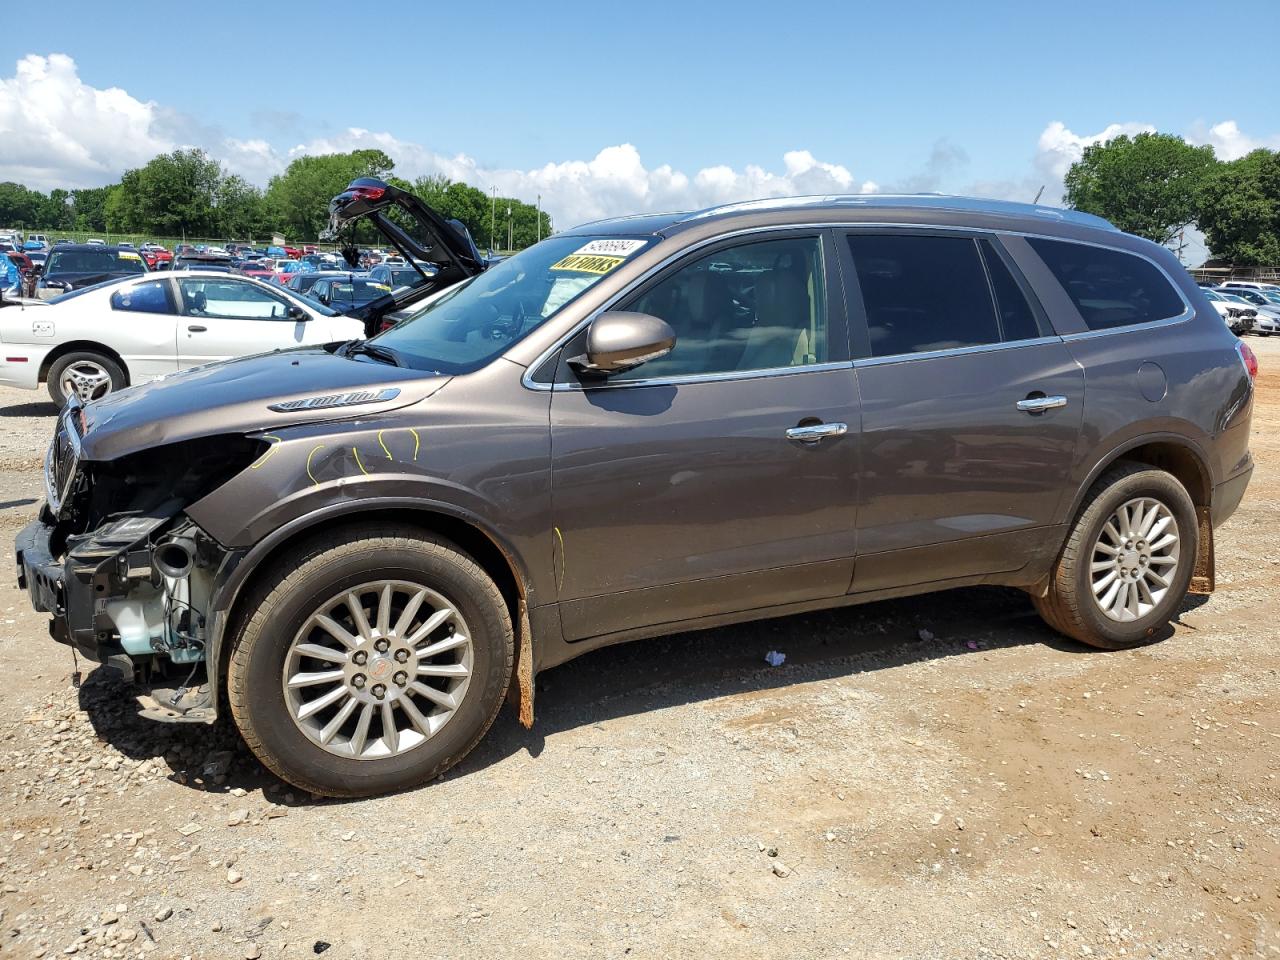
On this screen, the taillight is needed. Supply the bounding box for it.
[1238,340,1258,379]
[378,319,396,332]
[351,185,386,202]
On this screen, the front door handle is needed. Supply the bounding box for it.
[1016,395,1068,413]
[187,324,208,333]
[786,422,848,443]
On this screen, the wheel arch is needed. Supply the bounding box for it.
[1054,433,1215,598]
[1068,434,1212,520]
[38,340,131,385]
[205,499,533,720]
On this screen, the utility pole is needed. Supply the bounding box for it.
[506,205,512,252]
[490,186,497,251]
[536,194,541,243]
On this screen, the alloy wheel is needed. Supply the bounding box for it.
[59,360,113,403]
[282,580,473,759]
[1089,496,1180,623]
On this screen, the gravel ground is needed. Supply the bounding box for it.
[0,342,1278,960]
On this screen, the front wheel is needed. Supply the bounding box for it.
[1034,463,1197,650]
[227,526,514,797]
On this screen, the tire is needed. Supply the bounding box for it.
[46,350,126,405]
[226,525,514,797]
[1033,462,1197,650]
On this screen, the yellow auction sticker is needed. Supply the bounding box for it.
[549,254,625,275]
[118,251,141,260]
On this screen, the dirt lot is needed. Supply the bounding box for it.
[1,342,1277,960]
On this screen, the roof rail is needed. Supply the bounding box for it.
[677,194,1119,230]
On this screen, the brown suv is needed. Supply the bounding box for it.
[16,187,1256,797]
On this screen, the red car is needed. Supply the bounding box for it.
[282,245,303,259]
[238,259,276,280]
[141,244,173,270]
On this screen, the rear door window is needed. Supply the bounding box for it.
[110,280,173,315]
[1027,238,1185,331]
[847,233,1001,357]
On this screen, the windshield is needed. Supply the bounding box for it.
[46,249,148,275]
[373,234,653,374]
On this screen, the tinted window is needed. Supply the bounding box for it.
[848,234,999,357]
[1027,238,1185,331]
[110,280,172,315]
[613,236,827,380]
[980,240,1041,342]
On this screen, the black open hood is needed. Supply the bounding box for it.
[323,178,488,333]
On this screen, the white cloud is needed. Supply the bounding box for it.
[1186,119,1280,161]
[5,54,1280,236]
[1032,120,1157,196]
[0,53,172,190]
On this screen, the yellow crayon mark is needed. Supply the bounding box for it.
[377,430,394,461]
[353,446,371,476]
[250,434,283,470]
[408,428,420,461]
[305,444,327,486]
[553,526,565,593]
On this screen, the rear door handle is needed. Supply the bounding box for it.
[187,324,207,333]
[1016,395,1067,413]
[786,422,848,443]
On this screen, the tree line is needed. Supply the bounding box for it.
[0,148,552,250]
[1064,132,1280,265]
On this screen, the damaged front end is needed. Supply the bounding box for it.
[16,397,267,722]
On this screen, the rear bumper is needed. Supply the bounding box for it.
[1212,464,1252,529]
[0,354,43,390]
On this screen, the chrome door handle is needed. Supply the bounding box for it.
[786,422,848,443]
[1016,395,1068,413]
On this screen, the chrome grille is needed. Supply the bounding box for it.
[44,400,83,516]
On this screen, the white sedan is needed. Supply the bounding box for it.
[0,271,365,404]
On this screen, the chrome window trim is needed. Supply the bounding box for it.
[519,221,1198,390]
[543,360,853,392]
[851,334,1063,368]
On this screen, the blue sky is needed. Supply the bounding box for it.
[1,0,1277,238]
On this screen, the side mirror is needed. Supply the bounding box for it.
[288,305,308,321]
[570,311,676,375]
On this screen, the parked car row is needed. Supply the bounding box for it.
[1196,281,1280,337]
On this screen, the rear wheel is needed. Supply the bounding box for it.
[46,351,125,405]
[1034,463,1197,650]
[227,526,514,797]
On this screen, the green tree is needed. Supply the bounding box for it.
[40,189,74,230]
[215,175,269,240]
[111,149,224,236]
[411,175,550,251]
[1064,132,1217,244]
[265,150,395,241]
[70,186,112,232]
[1196,148,1280,266]
[0,181,46,228]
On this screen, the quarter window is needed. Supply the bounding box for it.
[847,234,1001,357]
[110,280,172,315]
[177,278,293,321]
[612,236,828,380]
[1027,238,1185,331]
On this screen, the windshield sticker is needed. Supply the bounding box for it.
[549,253,625,275]
[117,251,142,260]
[572,239,647,257]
